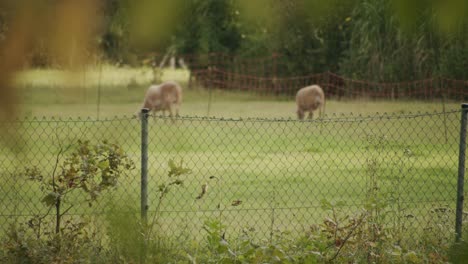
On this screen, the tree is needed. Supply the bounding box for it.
[176,0,241,55]
[24,140,135,234]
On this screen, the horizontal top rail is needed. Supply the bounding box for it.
[1,110,461,124]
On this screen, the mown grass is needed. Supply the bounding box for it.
[1,66,465,262]
[13,65,461,118]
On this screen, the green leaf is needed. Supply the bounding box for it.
[320,199,332,210]
[81,181,90,192]
[368,241,377,248]
[168,159,176,170]
[272,247,285,259]
[404,251,421,263]
[42,192,59,206]
[335,201,346,207]
[98,159,110,170]
[187,254,196,264]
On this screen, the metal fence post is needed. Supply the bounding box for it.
[141,108,149,224]
[456,103,468,242]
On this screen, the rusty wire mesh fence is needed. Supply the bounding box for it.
[193,69,468,100]
[147,52,468,100]
[0,109,466,246]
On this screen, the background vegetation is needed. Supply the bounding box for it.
[0,0,466,81]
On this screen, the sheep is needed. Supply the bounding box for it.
[138,81,182,119]
[295,84,325,120]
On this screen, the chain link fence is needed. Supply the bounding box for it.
[0,109,466,246]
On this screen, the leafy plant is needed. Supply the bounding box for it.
[145,159,192,245]
[149,159,192,225]
[23,139,135,234]
[194,218,304,263]
[0,218,103,263]
[104,203,145,262]
[101,158,199,264]
[449,229,468,263]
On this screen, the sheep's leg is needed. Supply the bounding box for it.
[307,111,313,120]
[168,105,175,123]
[175,104,180,117]
[297,109,304,120]
[160,109,168,123]
[320,102,325,119]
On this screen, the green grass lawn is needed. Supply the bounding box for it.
[1,66,464,245]
[13,66,461,118]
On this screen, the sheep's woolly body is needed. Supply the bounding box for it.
[296,85,325,120]
[141,81,182,118]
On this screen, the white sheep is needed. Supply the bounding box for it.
[139,81,182,119]
[295,84,325,120]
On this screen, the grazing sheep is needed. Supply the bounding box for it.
[296,85,325,120]
[139,81,182,119]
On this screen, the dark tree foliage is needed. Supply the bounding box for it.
[272,0,357,76]
[98,0,126,61]
[177,0,241,55]
[3,0,467,80]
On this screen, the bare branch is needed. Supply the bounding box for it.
[51,127,73,192]
[330,212,368,262]
[60,205,74,217]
